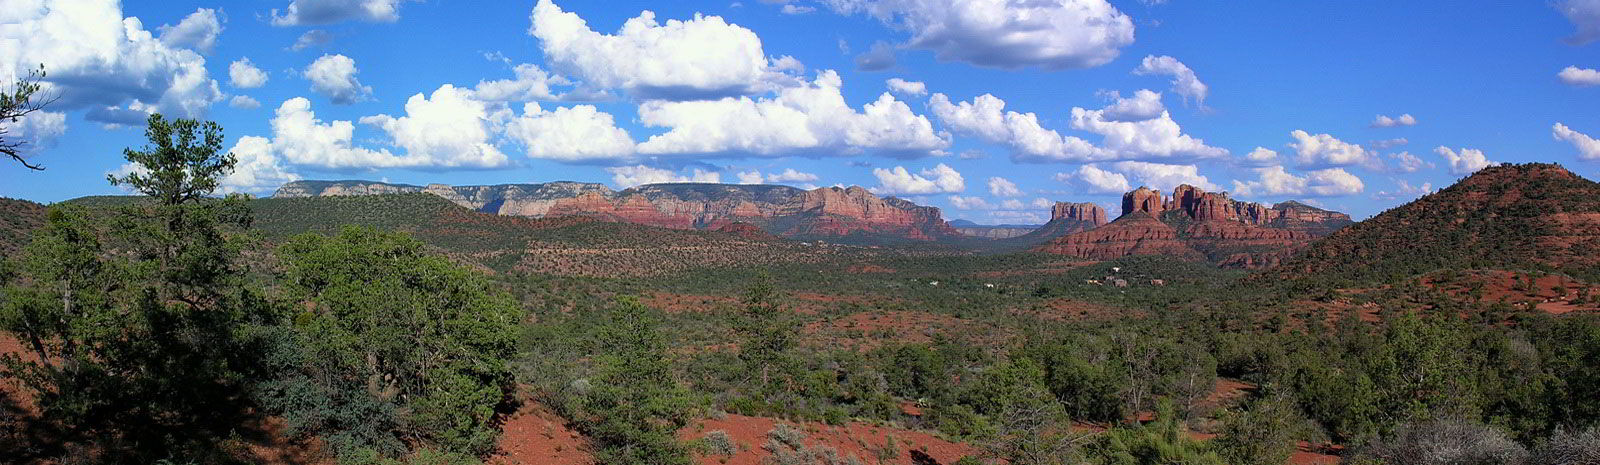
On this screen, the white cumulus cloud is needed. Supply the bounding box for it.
[1559,66,1600,87]
[1098,89,1165,122]
[229,95,261,109]
[931,90,1224,163]
[1289,130,1377,169]
[359,84,510,169]
[304,54,372,105]
[1104,161,1215,191]
[472,63,572,102]
[871,163,964,195]
[1132,56,1207,107]
[1054,164,1129,194]
[1554,123,1600,161]
[229,58,268,89]
[987,176,1022,196]
[6,111,68,159]
[158,8,222,54]
[735,168,820,185]
[635,70,948,157]
[1242,147,1279,167]
[529,0,800,100]
[1387,151,1430,173]
[1434,146,1497,175]
[504,103,638,162]
[1371,113,1418,128]
[1,0,223,124]
[271,0,409,26]
[1068,94,1228,161]
[822,0,1136,70]
[1232,166,1364,197]
[607,165,721,188]
[220,135,300,195]
[265,97,488,169]
[947,195,993,210]
[930,93,1101,162]
[885,78,927,97]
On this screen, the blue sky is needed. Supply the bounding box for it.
[3,0,1599,223]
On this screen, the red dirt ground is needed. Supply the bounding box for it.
[487,402,591,465]
[1422,270,1600,314]
[681,413,979,465]
[1010,297,1131,321]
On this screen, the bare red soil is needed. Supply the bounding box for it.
[488,402,590,465]
[682,413,978,465]
[1422,270,1600,314]
[1010,297,1130,321]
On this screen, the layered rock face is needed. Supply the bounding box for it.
[1035,213,1203,261]
[1007,202,1111,244]
[1053,202,1109,225]
[274,181,960,241]
[273,180,424,197]
[1037,185,1352,268]
[955,227,1035,239]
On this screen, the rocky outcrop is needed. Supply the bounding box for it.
[274,180,960,241]
[273,180,423,197]
[1053,202,1109,225]
[1003,202,1111,244]
[1122,187,1166,216]
[1038,185,1351,268]
[1035,213,1204,261]
[956,227,1036,239]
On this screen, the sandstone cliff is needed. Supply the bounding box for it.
[1035,185,1351,268]
[1003,202,1110,244]
[273,181,960,242]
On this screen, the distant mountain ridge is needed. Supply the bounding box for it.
[274,180,961,242]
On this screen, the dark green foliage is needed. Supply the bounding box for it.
[260,226,521,461]
[739,272,797,390]
[1214,393,1315,465]
[1,114,273,462]
[574,298,695,465]
[1088,401,1224,465]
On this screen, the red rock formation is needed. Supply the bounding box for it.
[1122,187,1166,216]
[276,180,960,241]
[1035,213,1204,261]
[1053,202,1109,226]
[1039,184,1352,268]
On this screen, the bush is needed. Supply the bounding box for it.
[701,430,737,456]
[262,226,521,461]
[1353,419,1527,465]
[1529,428,1600,465]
